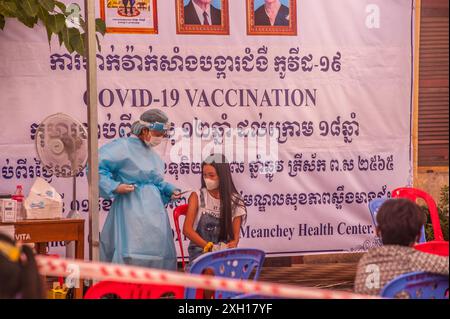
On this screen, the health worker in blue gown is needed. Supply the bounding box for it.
[98,109,180,270]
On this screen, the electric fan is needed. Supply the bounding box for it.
[35,113,88,256]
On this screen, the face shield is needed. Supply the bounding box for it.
[141,120,171,157]
[145,121,170,136]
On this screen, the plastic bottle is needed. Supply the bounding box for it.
[12,185,25,221]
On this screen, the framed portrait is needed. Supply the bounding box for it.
[176,0,230,35]
[100,0,158,34]
[246,0,297,36]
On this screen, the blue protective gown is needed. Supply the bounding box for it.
[98,137,177,270]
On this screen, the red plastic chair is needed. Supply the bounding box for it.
[392,187,448,256]
[173,204,189,269]
[84,281,185,299]
[414,241,449,257]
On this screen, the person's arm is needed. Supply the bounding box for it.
[183,192,209,249]
[227,216,242,248]
[155,180,180,205]
[98,146,123,200]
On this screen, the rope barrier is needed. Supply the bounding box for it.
[36,255,380,299]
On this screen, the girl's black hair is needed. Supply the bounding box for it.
[201,154,247,242]
[0,233,44,299]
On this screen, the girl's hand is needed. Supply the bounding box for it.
[226,240,239,248]
[115,184,135,194]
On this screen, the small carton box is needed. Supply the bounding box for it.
[47,283,69,299]
[0,199,17,223]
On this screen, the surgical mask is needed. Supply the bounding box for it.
[144,135,164,147]
[204,178,219,190]
[148,136,164,147]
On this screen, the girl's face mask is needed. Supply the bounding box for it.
[204,178,219,191]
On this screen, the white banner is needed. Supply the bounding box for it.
[0,0,417,258]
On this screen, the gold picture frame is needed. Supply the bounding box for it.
[100,0,158,34]
[176,0,230,35]
[246,0,297,36]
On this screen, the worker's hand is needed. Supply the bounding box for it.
[115,184,135,194]
[171,190,182,200]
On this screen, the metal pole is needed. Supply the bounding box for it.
[72,175,76,213]
[84,0,100,262]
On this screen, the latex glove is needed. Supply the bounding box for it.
[171,190,182,200]
[115,184,135,194]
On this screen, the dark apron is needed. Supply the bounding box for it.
[187,189,221,263]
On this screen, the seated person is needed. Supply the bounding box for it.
[183,154,246,298]
[0,233,44,299]
[354,198,449,296]
[183,153,247,264]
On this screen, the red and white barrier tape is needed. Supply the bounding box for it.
[36,255,380,299]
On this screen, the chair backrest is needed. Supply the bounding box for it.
[381,271,449,299]
[173,204,189,269]
[368,197,387,226]
[185,248,266,299]
[392,187,443,241]
[414,240,449,257]
[368,196,426,244]
[84,281,185,299]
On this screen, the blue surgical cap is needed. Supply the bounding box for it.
[140,109,168,124]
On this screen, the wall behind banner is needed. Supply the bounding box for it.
[0,0,418,259]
